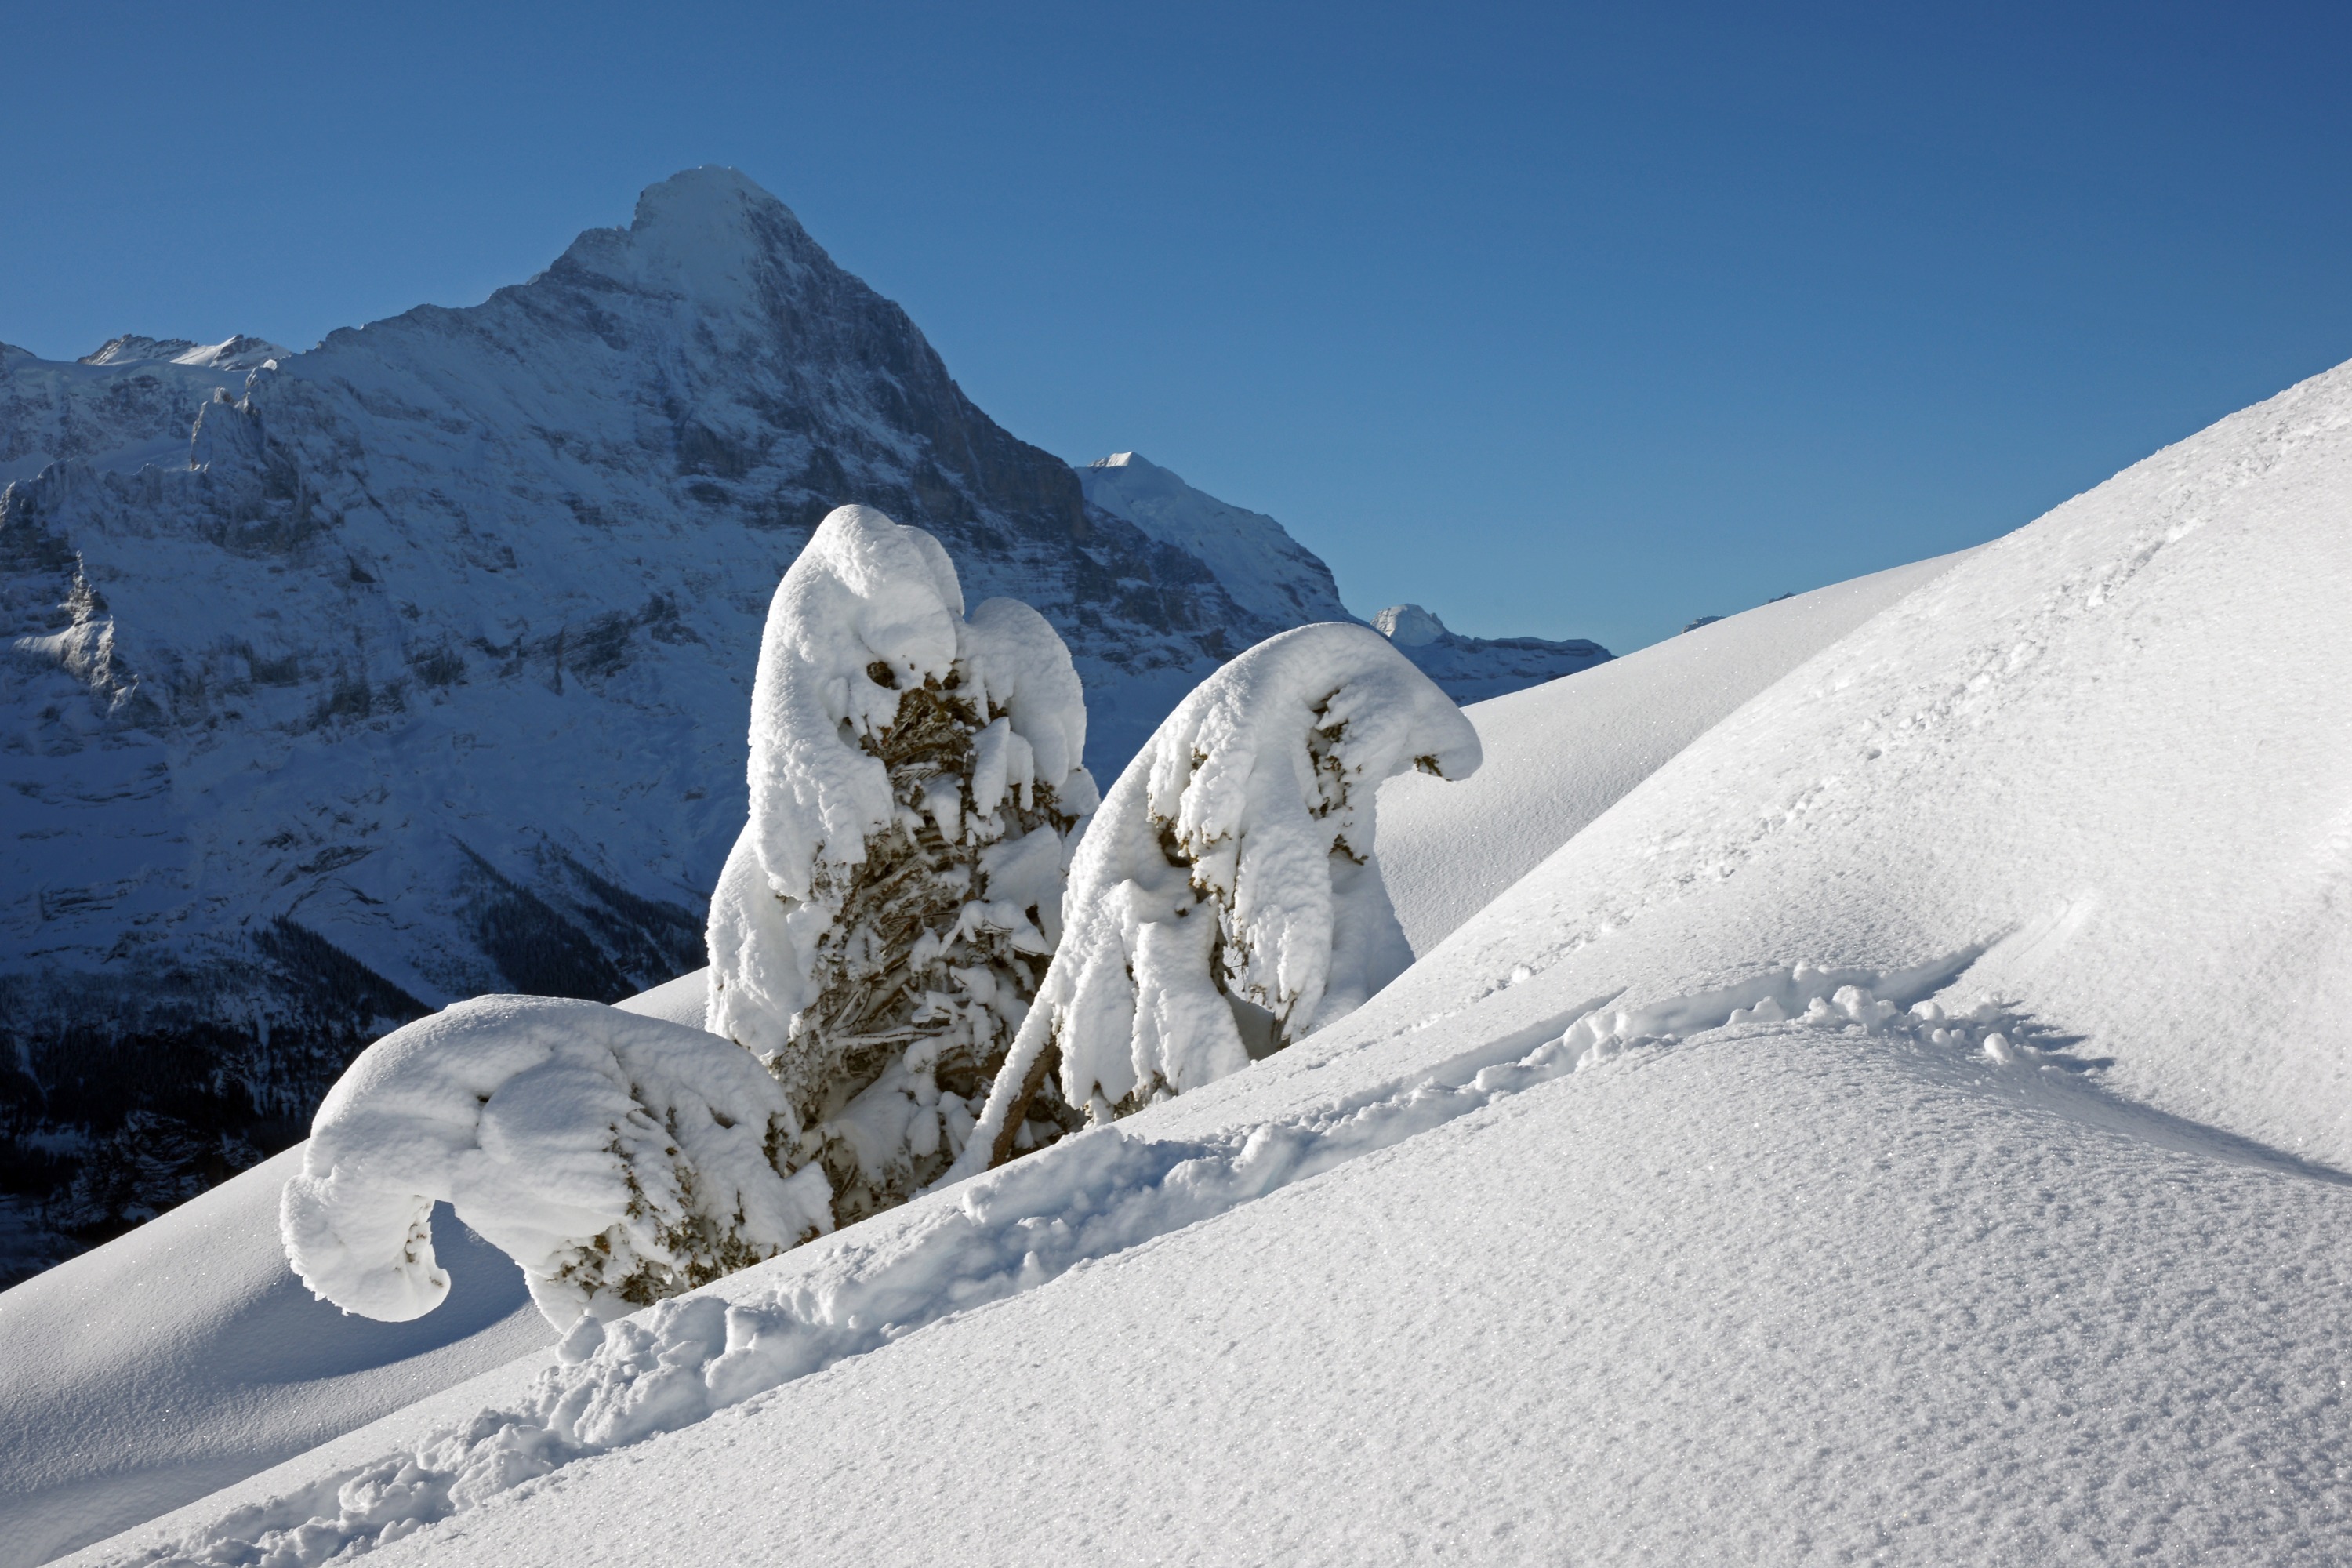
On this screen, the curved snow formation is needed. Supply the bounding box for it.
[0,1149,548,1568]
[960,622,1479,1171]
[281,996,829,1327]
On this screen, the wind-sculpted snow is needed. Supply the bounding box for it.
[100,956,2002,1568]
[956,623,1479,1171]
[0,168,1343,1276]
[281,998,827,1327]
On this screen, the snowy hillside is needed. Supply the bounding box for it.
[24,351,2352,1566]
[0,571,1876,1566]
[0,169,1358,1281]
[1076,452,1352,628]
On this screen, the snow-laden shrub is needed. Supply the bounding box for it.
[954,622,1479,1174]
[705,504,1095,1225]
[281,996,831,1325]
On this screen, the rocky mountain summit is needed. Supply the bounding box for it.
[0,167,1607,1284]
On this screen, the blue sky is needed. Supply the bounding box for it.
[6,1,2349,652]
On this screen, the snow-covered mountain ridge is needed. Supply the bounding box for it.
[0,168,1402,1283]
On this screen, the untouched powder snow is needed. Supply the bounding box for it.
[38,357,2352,1563]
[0,1151,547,1568]
[1377,550,1976,953]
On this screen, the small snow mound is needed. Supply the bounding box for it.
[280,996,828,1328]
[1373,603,1449,647]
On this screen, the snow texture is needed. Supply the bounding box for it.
[1377,551,1975,953]
[281,997,828,1328]
[42,357,2352,1566]
[956,622,1479,1173]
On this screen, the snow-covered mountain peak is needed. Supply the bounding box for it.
[171,335,289,370]
[75,334,288,371]
[1372,602,1447,646]
[0,170,1338,1283]
[557,165,809,310]
[78,335,199,365]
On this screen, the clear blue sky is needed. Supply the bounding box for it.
[6,1,2349,653]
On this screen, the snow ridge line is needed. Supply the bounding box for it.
[108,955,1986,1567]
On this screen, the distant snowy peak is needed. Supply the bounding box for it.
[0,165,1307,1281]
[1076,452,1352,628]
[1075,456,1613,704]
[79,334,290,370]
[0,334,283,485]
[1370,601,1612,704]
[1370,602,1447,647]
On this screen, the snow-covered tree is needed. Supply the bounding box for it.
[705,504,1096,1225]
[281,996,831,1325]
[952,622,1480,1175]
[281,506,1094,1327]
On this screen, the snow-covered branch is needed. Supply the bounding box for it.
[954,622,1479,1174]
[705,504,1095,1225]
[281,996,829,1326]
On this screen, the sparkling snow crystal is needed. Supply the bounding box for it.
[705,504,1096,1225]
[956,622,1479,1172]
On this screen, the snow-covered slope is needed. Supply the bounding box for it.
[0,1148,548,1568]
[0,545,1911,1564]
[1377,550,1975,953]
[0,169,1351,1279]
[53,358,2352,1565]
[1367,600,1611,702]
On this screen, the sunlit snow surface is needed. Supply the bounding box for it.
[27,358,2352,1564]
